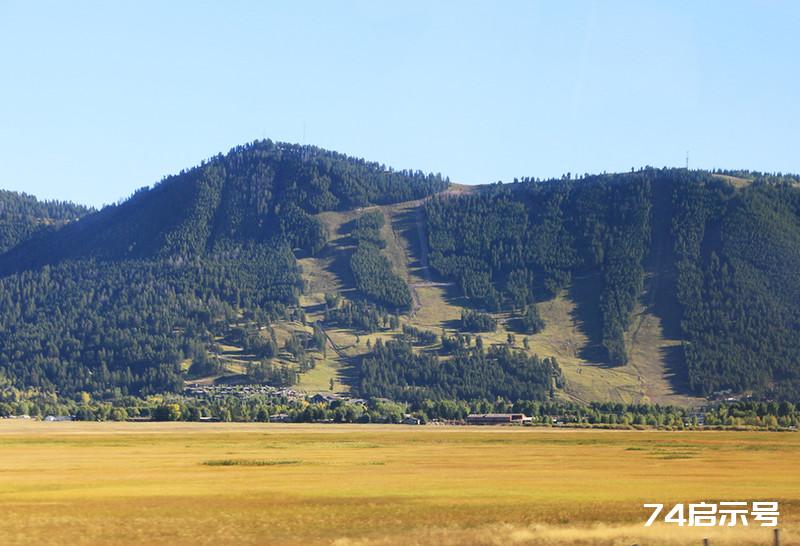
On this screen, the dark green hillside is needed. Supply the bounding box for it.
[1,140,448,272]
[348,211,412,310]
[426,169,800,397]
[0,141,446,396]
[0,190,90,253]
[674,178,800,395]
[0,244,301,396]
[426,171,652,365]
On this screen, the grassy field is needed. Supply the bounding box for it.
[0,422,797,545]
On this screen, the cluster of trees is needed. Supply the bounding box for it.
[240,329,278,359]
[245,361,299,387]
[441,332,481,353]
[702,400,799,429]
[400,324,438,345]
[0,243,301,396]
[348,211,412,309]
[187,349,225,378]
[521,305,545,334]
[350,210,386,246]
[358,339,562,403]
[325,299,399,333]
[0,190,89,253]
[459,309,497,332]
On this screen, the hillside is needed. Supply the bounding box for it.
[1,142,799,406]
[0,141,448,396]
[0,140,448,273]
[421,169,800,401]
[0,190,90,253]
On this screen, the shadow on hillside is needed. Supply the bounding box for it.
[337,354,362,396]
[659,344,691,392]
[315,233,357,293]
[440,318,462,332]
[648,265,684,341]
[646,269,691,393]
[392,206,426,276]
[646,175,689,392]
[505,316,527,335]
[392,204,482,317]
[568,274,609,365]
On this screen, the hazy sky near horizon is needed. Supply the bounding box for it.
[2,1,798,207]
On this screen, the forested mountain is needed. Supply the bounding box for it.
[1,140,448,272]
[0,141,446,396]
[425,169,800,397]
[0,190,90,253]
[1,141,799,403]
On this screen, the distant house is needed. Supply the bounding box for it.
[44,415,74,422]
[401,414,421,425]
[310,392,341,404]
[269,413,290,423]
[467,413,532,425]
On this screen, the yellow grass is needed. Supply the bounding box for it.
[295,354,346,393]
[712,174,753,189]
[0,422,797,545]
[529,295,640,404]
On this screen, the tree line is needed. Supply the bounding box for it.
[348,210,412,309]
[358,339,562,403]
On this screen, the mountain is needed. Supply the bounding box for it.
[1,140,448,273]
[423,169,800,399]
[1,141,799,404]
[0,190,90,254]
[0,141,448,397]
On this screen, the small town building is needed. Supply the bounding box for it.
[310,392,341,404]
[44,415,74,422]
[466,413,532,425]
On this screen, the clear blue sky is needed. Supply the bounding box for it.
[2,1,798,206]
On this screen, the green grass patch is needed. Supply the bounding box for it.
[202,459,302,467]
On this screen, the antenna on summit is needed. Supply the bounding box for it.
[685,150,689,170]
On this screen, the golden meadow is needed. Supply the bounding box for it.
[0,422,797,545]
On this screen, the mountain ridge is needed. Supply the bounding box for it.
[1,141,799,404]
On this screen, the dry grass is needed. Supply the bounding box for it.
[712,174,754,189]
[528,294,639,404]
[296,353,347,393]
[0,422,797,545]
